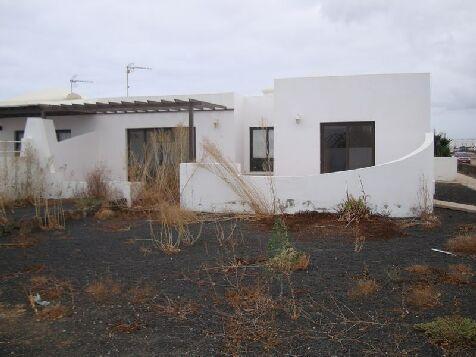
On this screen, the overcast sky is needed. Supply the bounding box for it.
[0,0,475,138]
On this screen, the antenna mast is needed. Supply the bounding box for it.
[69,75,93,94]
[126,63,152,97]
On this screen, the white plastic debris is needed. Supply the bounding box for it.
[33,293,50,306]
[431,248,456,256]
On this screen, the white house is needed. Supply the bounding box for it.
[0,73,434,217]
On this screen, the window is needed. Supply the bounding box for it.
[127,127,195,180]
[56,130,71,142]
[14,129,71,152]
[321,122,375,173]
[250,127,274,172]
[14,130,24,152]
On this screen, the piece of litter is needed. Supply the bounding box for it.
[431,248,455,256]
[33,293,50,306]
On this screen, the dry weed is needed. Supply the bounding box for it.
[85,278,121,302]
[348,278,379,299]
[446,235,476,255]
[34,198,65,231]
[85,165,111,200]
[406,284,441,309]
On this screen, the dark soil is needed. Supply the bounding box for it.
[435,182,476,206]
[0,208,475,355]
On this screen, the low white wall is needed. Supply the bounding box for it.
[434,157,457,182]
[181,133,434,218]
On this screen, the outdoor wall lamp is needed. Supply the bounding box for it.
[295,114,302,124]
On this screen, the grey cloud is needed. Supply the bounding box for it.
[0,0,475,137]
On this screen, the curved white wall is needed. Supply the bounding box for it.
[181,133,434,218]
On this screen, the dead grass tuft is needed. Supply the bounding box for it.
[85,278,121,302]
[37,304,71,320]
[111,320,142,334]
[446,264,474,284]
[446,234,476,255]
[406,284,441,309]
[154,297,199,320]
[95,207,115,221]
[29,275,72,301]
[348,278,379,299]
[406,264,433,276]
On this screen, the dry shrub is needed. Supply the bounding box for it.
[128,284,156,304]
[95,207,115,220]
[201,140,271,215]
[337,187,371,226]
[111,320,142,334]
[154,297,199,320]
[447,264,474,284]
[0,144,46,206]
[446,235,476,255]
[85,278,121,302]
[37,304,70,320]
[85,166,110,200]
[348,278,379,299]
[266,247,310,273]
[406,284,441,309]
[224,284,278,354]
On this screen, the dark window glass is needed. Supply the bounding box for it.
[321,122,375,173]
[127,127,195,180]
[56,130,72,142]
[250,127,274,172]
[14,130,24,152]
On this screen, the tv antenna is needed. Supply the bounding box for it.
[69,75,93,94]
[126,63,152,97]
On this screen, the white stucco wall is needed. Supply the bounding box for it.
[434,156,457,182]
[181,133,434,218]
[273,73,431,176]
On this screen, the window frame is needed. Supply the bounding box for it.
[320,121,375,174]
[249,127,274,172]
